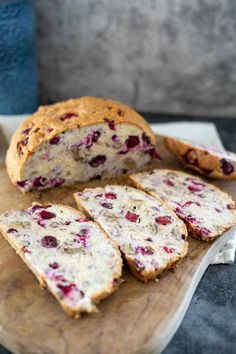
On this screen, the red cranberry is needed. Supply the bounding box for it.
[49,262,59,269]
[148,148,162,160]
[33,176,47,187]
[136,246,154,255]
[163,246,173,254]
[227,204,234,210]
[60,113,78,121]
[88,155,106,167]
[105,192,117,199]
[39,210,56,219]
[7,228,18,233]
[164,178,174,187]
[133,258,145,272]
[112,134,119,141]
[220,159,234,175]
[47,127,54,133]
[30,204,51,213]
[50,177,65,187]
[125,135,140,148]
[37,220,46,228]
[57,283,76,296]
[188,185,203,193]
[101,202,113,209]
[182,201,201,207]
[63,221,71,225]
[145,237,153,242]
[21,127,31,135]
[21,137,29,146]
[75,217,89,222]
[16,180,27,188]
[104,118,116,130]
[41,236,58,248]
[125,211,139,222]
[49,136,60,145]
[91,130,101,143]
[155,216,172,225]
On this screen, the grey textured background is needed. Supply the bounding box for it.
[35,0,236,116]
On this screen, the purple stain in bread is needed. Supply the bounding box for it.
[22,246,31,254]
[112,134,119,142]
[163,246,174,254]
[104,118,116,131]
[88,155,106,167]
[148,148,162,160]
[220,159,234,175]
[21,127,31,135]
[50,177,65,187]
[39,210,56,220]
[145,237,153,242]
[47,127,54,133]
[135,246,154,256]
[60,113,78,121]
[125,135,140,149]
[57,283,76,296]
[49,262,59,269]
[7,228,18,233]
[105,192,117,199]
[181,234,186,240]
[33,176,47,188]
[195,226,211,236]
[163,178,174,187]
[155,216,172,225]
[37,220,46,228]
[75,217,90,222]
[30,204,51,213]
[41,236,58,248]
[49,136,60,145]
[100,202,113,209]
[16,180,28,188]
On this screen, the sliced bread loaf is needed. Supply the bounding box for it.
[7,97,160,192]
[74,185,188,282]
[0,203,122,317]
[130,169,236,241]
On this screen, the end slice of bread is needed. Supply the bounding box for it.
[130,169,236,241]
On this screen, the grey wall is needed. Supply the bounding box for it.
[36,0,236,116]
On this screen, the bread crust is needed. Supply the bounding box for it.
[164,136,236,180]
[129,168,236,241]
[6,97,156,184]
[0,202,122,318]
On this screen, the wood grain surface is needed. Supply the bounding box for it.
[0,137,235,354]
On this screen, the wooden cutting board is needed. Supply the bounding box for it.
[0,137,235,354]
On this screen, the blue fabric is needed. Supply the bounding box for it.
[0,0,38,114]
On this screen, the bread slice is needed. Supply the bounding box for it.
[130,169,236,241]
[6,96,160,192]
[74,185,188,282]
[164,135,236,180]
[0,203,122,318]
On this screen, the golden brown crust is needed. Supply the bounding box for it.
[129,168,236,242]
[74,189,188,282]
[6,97,156,184]
[164,136,236,180]
[0,202,123,318]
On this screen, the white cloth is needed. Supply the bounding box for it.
[0,116,235,264]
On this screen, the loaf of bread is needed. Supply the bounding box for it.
[7,97,160,192]
[164,136,236,179]
[130,169,236,241]
[0,203,122,317]
[74,185,188,282]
